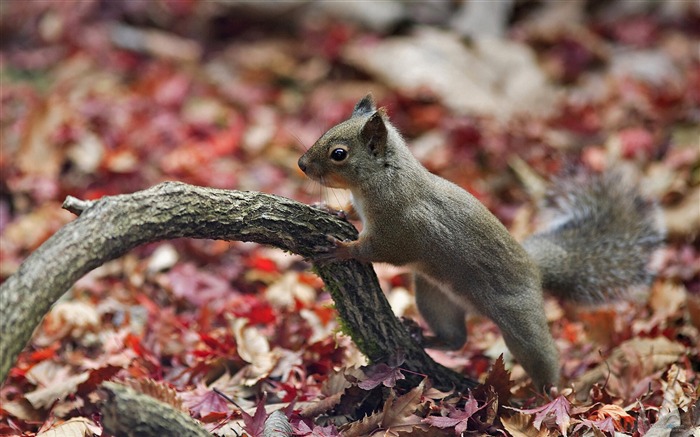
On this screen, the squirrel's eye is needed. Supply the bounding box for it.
[330,148,348,162]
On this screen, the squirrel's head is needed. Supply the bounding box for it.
[298,94,389,189]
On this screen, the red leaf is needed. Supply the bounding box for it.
[619,127,655,159]
[29,344,59,362]
[248,254,278,273]
[76,365,122,394]
[241,396,268,437]
[423,392,485,434]
[573,416,616,434]
[233,300,276,325]
[358,362,405,390]
[180,384,231,418]
[124,333,146,358]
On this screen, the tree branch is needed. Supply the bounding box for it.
[0,182,475,392]
[100,382,211,437]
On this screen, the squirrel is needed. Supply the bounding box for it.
[297,94,665,390]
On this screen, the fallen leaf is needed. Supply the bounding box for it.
[343,28,554,119]
[501,412,548,437]
[1,398,43,422]
[229,316,278,386]
[424,391,485,434]
[180,383,231,418]
[240,396,268,437]
[265,271,316,309]
[124,378,186,412]
[359,362,406,390]
[513,395,572,436]
[35,300,100,346]
[36,417,101,437]
[574,337,686,394]
[590,404,634,430]
[341,382,427,437]
[25,371,90,409]
[382,380,426,430]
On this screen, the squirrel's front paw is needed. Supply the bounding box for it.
[312,235,353,263]
[311,202,349,220]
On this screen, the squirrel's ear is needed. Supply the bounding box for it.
[360,111,387,156]
[352,94,376,117]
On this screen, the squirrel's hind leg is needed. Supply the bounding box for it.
[414,274,467,350]
[489,291,560,391]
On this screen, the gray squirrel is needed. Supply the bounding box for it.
[298,94,665,390]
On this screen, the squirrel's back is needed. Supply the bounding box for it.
[522,170,665,303]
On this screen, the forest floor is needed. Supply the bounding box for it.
[1,1,699,436]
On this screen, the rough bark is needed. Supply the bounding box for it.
[0,182,476,394]
[100,382,212,437]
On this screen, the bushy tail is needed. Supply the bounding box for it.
[522,170,665,304]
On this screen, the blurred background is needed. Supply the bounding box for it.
[1,1,699,434]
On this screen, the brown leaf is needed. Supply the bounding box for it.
[574,337,686,394]
[591,404,634,430]
[664,186,700,239]
[648,281,687,318]
[343,28,555,119]
[1,398,43,422]
[339,411,384,437]
[687,292,700,331]
[25,371,90,409]
[501,412,549,437]
[381,380,426,429]
[36,417,101,437]
[661,364,695,411]
[298,392,343,419]
[124,378,186,412]
[341,381,427,437]
[228,316,279,386]
[481,355,513,406]
[34,300,100,346]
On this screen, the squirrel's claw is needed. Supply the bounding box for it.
[311,235,353,263]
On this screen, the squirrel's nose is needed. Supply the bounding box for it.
[298,156,307,173]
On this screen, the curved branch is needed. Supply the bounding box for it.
[0,182,475,391]
[100,382,211,437]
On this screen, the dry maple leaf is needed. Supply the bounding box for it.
[574,336,686,395]
[423,391,486,435]
[228,316,279,386]
[262,409,293,436]
[239,396,268,437]
[124,377,186,412]
[25,371,90,409]
[358,353,406,390]
[661,364,695,411]
[35,417,102,437]
[476,354,513,406]
[381,379,426,429]
[501,412,550,437]
[590,404,634,430]
[513,395,572,436]
[180,383,231,418]
[34,300,100,346]
[572,416,616,435]
[342,380,427,437]
[293,421,340,437]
